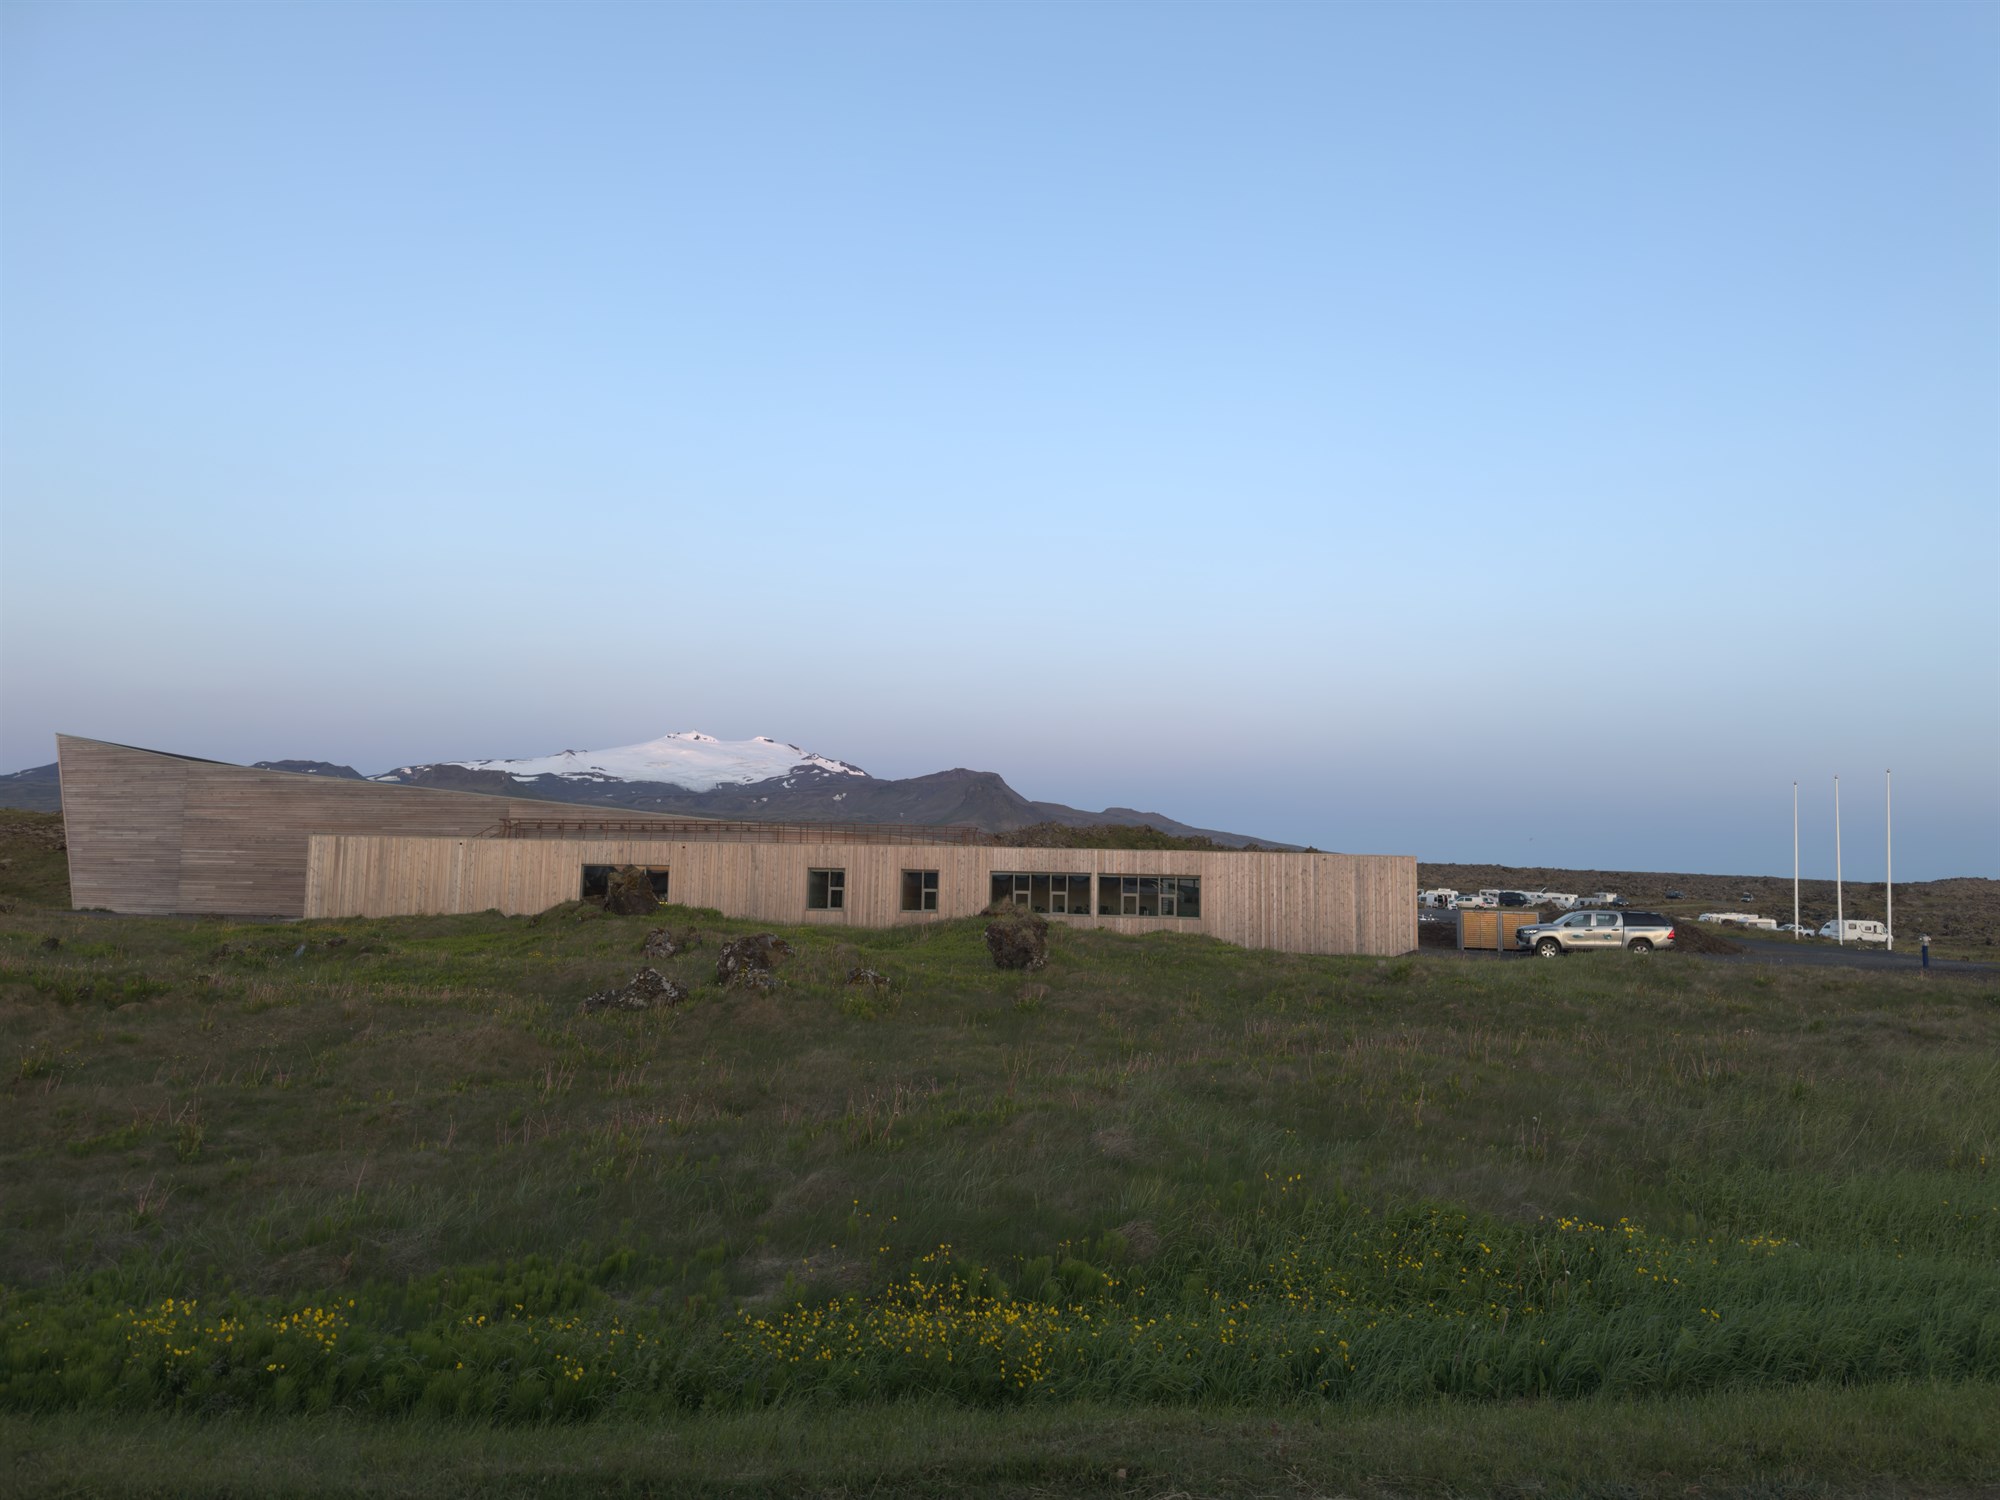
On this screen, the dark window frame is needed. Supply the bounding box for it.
[582,864,669,901]
[807,868,846,911]
[1098,875,1201,919]
[989,871,1092,915]
[901,869,940,913]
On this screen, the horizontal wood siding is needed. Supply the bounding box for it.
[306,838,1418,956]
[59,737,190,914]
[57,736,693,917]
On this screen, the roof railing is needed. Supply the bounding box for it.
[479,816,988,846]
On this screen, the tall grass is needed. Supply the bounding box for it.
[1,899,1995,1439]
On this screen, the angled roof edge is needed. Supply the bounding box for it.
[51,734,699,820]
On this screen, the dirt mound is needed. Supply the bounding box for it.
[1670,921,1747,956]
[985,909,1049,971]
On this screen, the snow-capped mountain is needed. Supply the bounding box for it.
[3,728,1289,847]
[377,732,869,794]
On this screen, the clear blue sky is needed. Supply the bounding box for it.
[2,0,1995,878]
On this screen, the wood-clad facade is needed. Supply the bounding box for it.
[304,836,1416,956]
[56,735,684,917]
[58,735,1417,955]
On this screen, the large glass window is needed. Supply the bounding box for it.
[807,868,845,910]
[901,870,939,912]
[1099,876,1200,918]
[990,872,1091,915]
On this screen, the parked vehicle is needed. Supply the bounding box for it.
[1579,892,1622,907]
[1419,888,1459,908]
[1818,919,1890,943]
[1664,890,1684,900]
[1496,890,1534,908]
[1516,910,1676,956]
[1453,892,1497,909]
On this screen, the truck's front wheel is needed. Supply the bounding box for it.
[1535,938,1563,958]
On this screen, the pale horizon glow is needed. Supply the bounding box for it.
[2,1,1995,880]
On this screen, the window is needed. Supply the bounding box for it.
[901,870,939,912]
[990,872,1091,915]
[1099,876,1200,918]
[807,868,845,910]
[582,865,669,900]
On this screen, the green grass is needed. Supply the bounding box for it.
[0,811,69,910]
[8,1383,2000,1497]
[2,895,1996,1493]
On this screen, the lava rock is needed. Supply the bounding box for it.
[985,910,1049,971]
[846,966,889,990]
[603,866,661,916]
[717,933,794,989]
[642,925,701,960]
[582,967,687,1012]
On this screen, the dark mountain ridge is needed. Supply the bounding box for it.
[371,761,1287,847]
[0,756,1289,849]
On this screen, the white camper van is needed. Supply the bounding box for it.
[1419,888,1459,909]
[1817,919,1889,944]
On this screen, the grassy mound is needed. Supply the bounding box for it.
[1,900,1996,1491]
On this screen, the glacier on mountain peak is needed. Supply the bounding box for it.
[442,731,868,793]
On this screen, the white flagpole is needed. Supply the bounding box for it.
[1835,775,1844,945]
[1793,781,1800,939]
[1886,769,1893,952]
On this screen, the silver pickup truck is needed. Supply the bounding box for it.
[1516,910,1676,957]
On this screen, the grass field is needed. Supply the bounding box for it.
[3,814,1997,1496]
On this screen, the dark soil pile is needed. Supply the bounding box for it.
[1670,921,1747,956]
[985,910,1049,970]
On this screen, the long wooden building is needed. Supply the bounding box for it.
[56,735,1417,956]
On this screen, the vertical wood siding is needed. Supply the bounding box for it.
[304,837,1418,956]
[58,735,1418,954]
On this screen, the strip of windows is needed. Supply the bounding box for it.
[807,868,846,911]
[990,872,1092,915]
[1099,876,1200,918]
[581,865,669,900]
[901,870,939,912]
